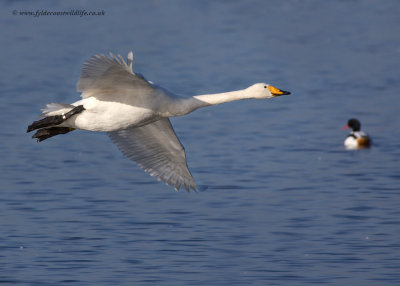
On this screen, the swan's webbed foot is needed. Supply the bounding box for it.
[32,127,75,142]
[27,115,65,133]
[27,105,85,133]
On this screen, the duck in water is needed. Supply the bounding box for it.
[343,118,371,150]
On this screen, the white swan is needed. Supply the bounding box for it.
[27,51,291,191]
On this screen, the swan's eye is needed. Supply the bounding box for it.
[264,85,267,88]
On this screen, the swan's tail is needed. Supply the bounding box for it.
[41,103,76,117]
[27,103,85,142]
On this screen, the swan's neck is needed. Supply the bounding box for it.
[166,88,255,117]
[193,89,252,106]
[181,89,252,114]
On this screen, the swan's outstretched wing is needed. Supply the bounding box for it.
[77,52,155,102]
[108,118,196,191]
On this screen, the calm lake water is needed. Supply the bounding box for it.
[1,0,400,285]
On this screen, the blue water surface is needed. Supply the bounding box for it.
[1,0,400,285]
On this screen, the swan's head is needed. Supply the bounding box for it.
[247,83,291,99]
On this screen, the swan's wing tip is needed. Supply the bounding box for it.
[173,179,196,192]
[127,51,133,70]
[128,51,133,61]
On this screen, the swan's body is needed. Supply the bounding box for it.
[27,51,291,191]
[343,118,371,150]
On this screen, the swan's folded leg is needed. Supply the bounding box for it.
[27,105,85,132]
[32,127,75,142]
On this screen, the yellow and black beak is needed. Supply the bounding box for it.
[268,85,291,97]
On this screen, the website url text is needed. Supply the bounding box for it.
[12,9,105,17]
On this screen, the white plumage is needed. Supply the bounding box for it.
[28,51,290,191]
